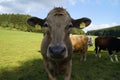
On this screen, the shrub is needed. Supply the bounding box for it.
[70,28,85,34]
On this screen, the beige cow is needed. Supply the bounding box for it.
[70,34,88,61]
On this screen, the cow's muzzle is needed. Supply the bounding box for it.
[47,45,67,59]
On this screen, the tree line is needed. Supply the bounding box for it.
[86,25,120,37]
[0,14,84,34]
[0,14,42,32]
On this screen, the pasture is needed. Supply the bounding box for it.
[0,28,120,80]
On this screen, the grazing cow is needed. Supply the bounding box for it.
[95,36,120,62]
[70,34,88,61]
[27,7,91,80]
[87,37,93,46]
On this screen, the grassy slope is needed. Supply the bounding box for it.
[0,28,120,80]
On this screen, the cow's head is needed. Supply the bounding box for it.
[27,7,91,60]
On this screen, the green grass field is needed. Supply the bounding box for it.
[0,28,120,80]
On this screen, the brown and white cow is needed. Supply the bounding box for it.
[70,34,88,61]
[27,7,91,80]
[95,36,120,62]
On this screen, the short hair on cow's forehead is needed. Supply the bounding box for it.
[47,7,71,17]
[53,7,66,10]
[50,7,66,13]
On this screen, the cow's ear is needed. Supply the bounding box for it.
[27,17,45,27]
[72,17,91,29]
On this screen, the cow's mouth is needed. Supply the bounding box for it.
[50,53,65,59]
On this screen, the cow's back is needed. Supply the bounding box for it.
[70,34,88,51]
[95,36,120,50]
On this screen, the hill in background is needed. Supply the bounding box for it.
[86,25,120,37]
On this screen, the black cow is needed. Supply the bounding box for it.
[95,36,120,62]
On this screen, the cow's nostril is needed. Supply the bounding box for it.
[49,46,66,54]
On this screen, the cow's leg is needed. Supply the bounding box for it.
[80,52,84,61]
[95,46,100,57]
[80,51,86,61]
[98,48,101,58]
[114,51,119,62]
[44,61,56,80]
[48,72,56,80]
[114,55,119,62]
[47,70,56,80]
[82,51,87,61]
[64,60,72,80]
[83,53,87,61]
[108,50,114,62]
[95,46,98,57]
[110,55,114,62]
[83,46,88,61]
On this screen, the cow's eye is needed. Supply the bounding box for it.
[65,23,73,30]
[43,22,48,27]
[68,23,73,28]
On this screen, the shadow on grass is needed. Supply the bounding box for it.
[0,51,120,80]
[0,58,48,80]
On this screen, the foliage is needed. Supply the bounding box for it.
[0,28,120,80]
[0,14,42,33]
[87,25,120,37]
[70,28,85,34]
